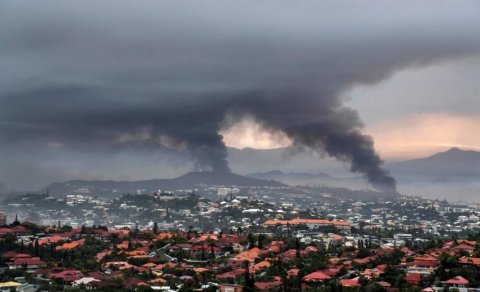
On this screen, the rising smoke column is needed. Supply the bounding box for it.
[159,104,231,173]
[227,89,397,192]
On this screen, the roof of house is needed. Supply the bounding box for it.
[191,244,222,252]
[104,261,135,270]
[108,229,130,237]
[232,247,262,262]
[303,271,331,282]
[197,234,218,241]
[1,251,31,259]
[413,255,438,262]
[379,281,391,287]
[124,277,148,287]
[452,244,475,251]
[408,260,439,267]
[320,268,340,276]
[125,249,148,256]
[149,278,167,284]
[445,276,469,285]
[49,270,84,282]
[10,226,27,232]
[405,273,422,283]
[459,257,480,266]
[96,250,111,262]
[354,257,374,264]
[445,240,476,247]
[249,260,271,273]
[340,277,359,287]
[142,262,156,268]
[92,229,110,237]
[287,268,300,278]
[361,268,384,277]
[10,257,46,266]
[255,281,282,290]
[194,267,209,273]
[0,228,14,234]
[38,235,67,245]
[216,268,244,279]
[156,232,174,240]
[56,239,85,251]
[88,271,111,281]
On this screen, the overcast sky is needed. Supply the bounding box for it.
[1,1,480,190]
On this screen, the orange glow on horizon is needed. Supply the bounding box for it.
[222,112,480,160]
[363,112,480,159]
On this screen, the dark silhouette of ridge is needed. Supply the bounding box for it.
[42,171,284,197]
[389,147,480,177]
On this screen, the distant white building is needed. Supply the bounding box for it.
[217,187,232,197]
[394,233,413,242]
[73,277,100,287]
[217,187,240,198]
[242,209,262,214]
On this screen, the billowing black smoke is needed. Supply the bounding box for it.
[225,90,397,192]
[1,1,480,191]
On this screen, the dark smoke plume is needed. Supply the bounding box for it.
[1,1,480,191]
[226,90,397,192]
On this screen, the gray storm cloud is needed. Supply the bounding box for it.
[1,1,480,191]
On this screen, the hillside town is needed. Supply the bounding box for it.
[2,189,480,291]
[1,185,480,241]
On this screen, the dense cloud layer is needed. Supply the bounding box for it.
[1,1,480,191]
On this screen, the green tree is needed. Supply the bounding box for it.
[244,261,255,292]
[247,233,255,248]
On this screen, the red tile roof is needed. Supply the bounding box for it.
[408,260,439,267]
[459,257,480,266]
[216,268,244,279]
[287,268,300,278]
[50,270,84,282]
[10,226,27,233]
[340,277,359,287]
[405,273,422,284]
[10,256,46,267]
[446,276,469,285]
[1,251,31,259]
[452,244,475,251]
[303,271,331,282]
[255,281,282,290]
[0,228,14,234]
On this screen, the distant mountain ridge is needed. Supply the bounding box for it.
[245,148,480,197]
[249,170,334,184]
[250,170,333,179]
[388,147,480,178]
[12,147,480,201]
[44,171,284,197]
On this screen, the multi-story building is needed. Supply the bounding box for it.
[0,212,6,225]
